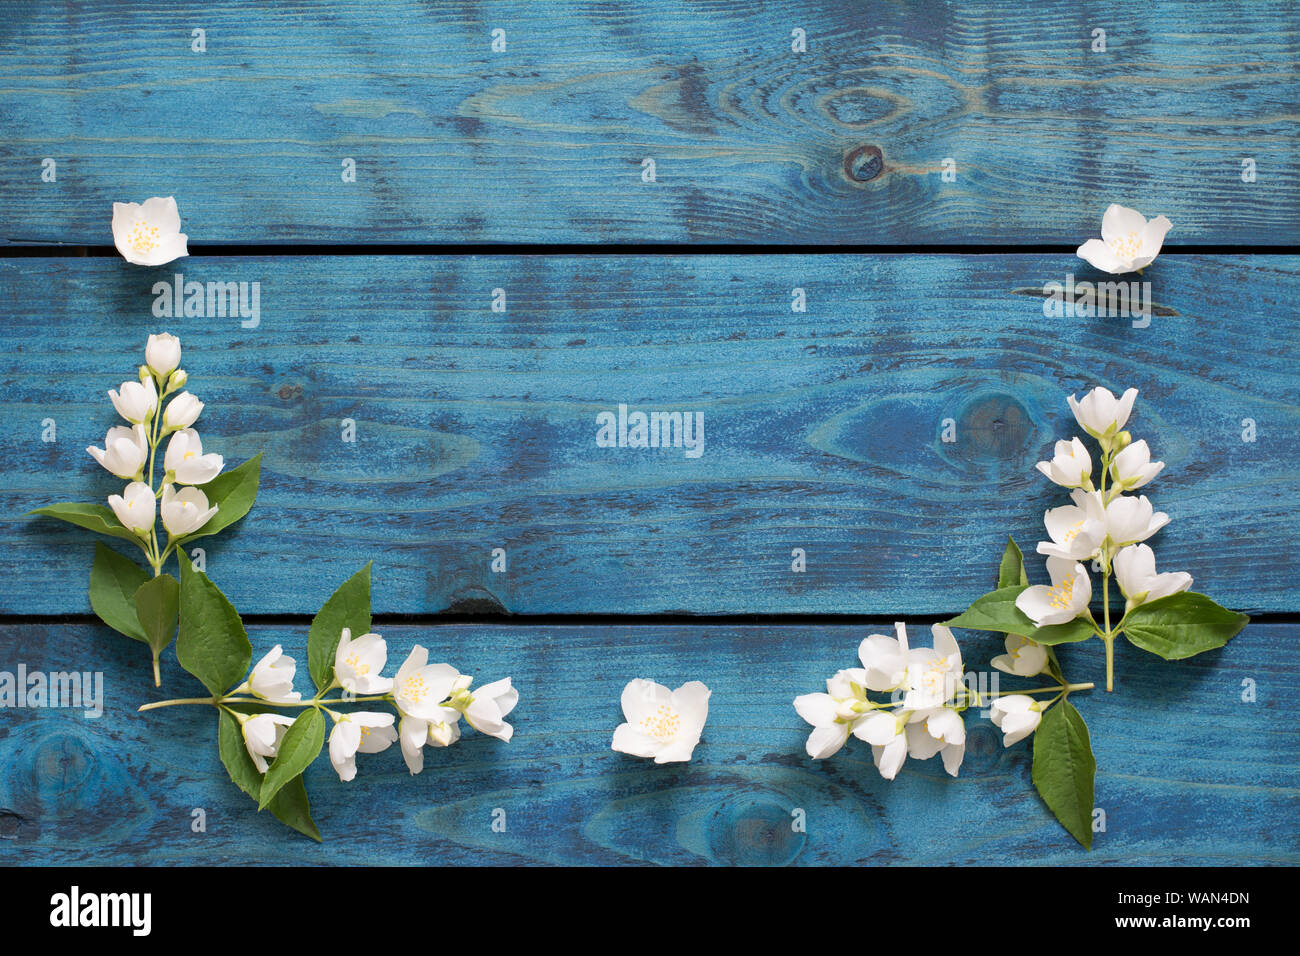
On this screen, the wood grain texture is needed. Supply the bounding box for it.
[2,253,1297,616]
[0,621,1292,866]
[1,0,1297,244]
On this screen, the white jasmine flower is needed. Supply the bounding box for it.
[242,712,295,773]
[87,424,148,479]
[856,711,909,780]
[162,391,204,431]
[611,679,710,764]
[108,378,158,425]
[1067,386,1139,443]
[1076,204,1171,274]
[333,627,395,696]
[164,429,224,485]
[1037,489,1106,561]
[990,695,1044,747]
[794,669,872,759]
[1113,543,1192,610]
[160,483,217,536]
[328,711,398,782]
[392,646,460,775]
[107,481,155,534]
[145,333,182,379]
[901,624,963,714]
[858,621,910,691]
[1104,494,1170,549]
[991,634,1049,677]
[247,645,302,704]
[905,708,966,777]
[112,197,189,267]
[1016,556,1092,627]
[451,676,518,742]
[1109,439,1164,491]
[1035,437,1094,490]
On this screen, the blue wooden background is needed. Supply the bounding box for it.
[0,1,1297,865]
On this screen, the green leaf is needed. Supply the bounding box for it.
[307,562,372,692]
[267,775,323,842]
[1032,699,1096,850]
[181,453,262,542]
[177,559,251,695]
[259,708,325,810]
[28,502,144,547]
[1122,592,1250,660]
[89,542,149,642]
[134,573,179,658]
[998,536,1028,589]
[217,707,262,802]
[1028,617,1097,646]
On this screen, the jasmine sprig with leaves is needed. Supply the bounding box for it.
[139,562,520,841]
[27,334,261,685]
[945,386,1249,692]
[794,537,1099,848]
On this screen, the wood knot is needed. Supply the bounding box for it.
[959,393,1034,462]
[708,794,805,865]
[844,144,884,182]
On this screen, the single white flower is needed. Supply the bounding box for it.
[1076,204,1171,274]
[107,378,158,425]
[451,676,518,742]
[393,645,460,775]
[856,711,909,780]
[107,481,155,534]
[857,621,910,691]
[333,627,395,696]
[328,711,398,782]
[611,679,710,764]
[990,695,1044,747]
[1037,489,1106,561]
[1109,439,1164,491]
[163,391,204,431]
[242,712,295,773]
[1104,494,1170,549]
[160,483,217,536]
[145,333,182,379]
[794,669,872,759]
[112,197,189,267]
[247,644,302,704]
[1016,556,1092,627]
[87,424,148,479]
[1113,543,1192,610]
[164,428,224,485]
[991,634,1049,677]
[905,708,966,777]
[900,624,963,714]
[1035,437,1094,490]
[1066,386,1139,443]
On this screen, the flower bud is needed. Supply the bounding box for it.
[1113,430,1132,452]
[168,368,188,390]
[146,332,182,378]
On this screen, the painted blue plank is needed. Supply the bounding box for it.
[0,621,1292,865]
[1,253,1296,615]
[0,1,1296,244]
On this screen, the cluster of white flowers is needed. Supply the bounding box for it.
[1019,386,1191,630]
[794,623,968,779]
[233,631,517,782]
[86,334,222,570]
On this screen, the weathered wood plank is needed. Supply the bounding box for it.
[1,1,1296,244]
[2,253,1296,616]
[0,621,1291,865]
